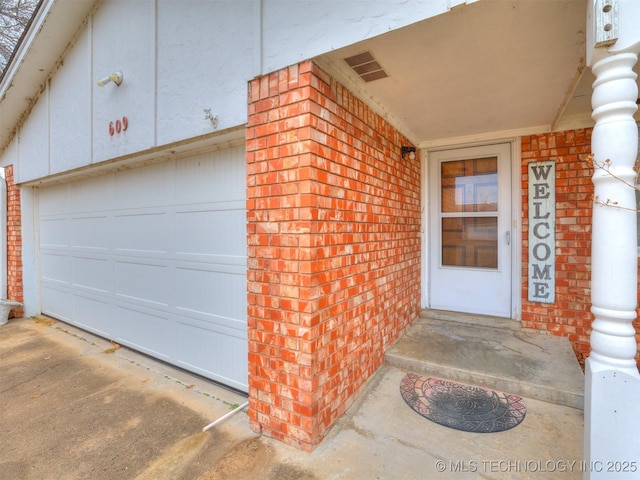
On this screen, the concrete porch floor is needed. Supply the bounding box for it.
[386,309,585,409]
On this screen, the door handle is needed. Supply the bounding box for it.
[506,230,511,245]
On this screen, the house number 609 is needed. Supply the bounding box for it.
[109,116,128,136]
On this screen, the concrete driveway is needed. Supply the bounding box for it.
[0,316,263,479]
[0,316,584,479]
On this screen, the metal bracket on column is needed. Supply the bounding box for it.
[594,0,618,48]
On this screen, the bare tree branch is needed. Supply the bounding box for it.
[0,0,38,74]
[591,154,640,212]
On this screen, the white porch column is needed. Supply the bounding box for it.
[585,1,640,478]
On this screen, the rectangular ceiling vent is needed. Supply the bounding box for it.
[344,51,388,82]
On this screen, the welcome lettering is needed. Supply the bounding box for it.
[528,161,555,303]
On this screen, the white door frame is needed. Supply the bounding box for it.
[420,138,522,320]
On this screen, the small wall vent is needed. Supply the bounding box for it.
[344,51,388,82]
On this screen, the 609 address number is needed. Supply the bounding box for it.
[109,116,128,136]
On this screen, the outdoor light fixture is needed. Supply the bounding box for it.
[97,71,123,87]
[401,146,416,160]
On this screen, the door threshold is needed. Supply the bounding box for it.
[420,309,521,330]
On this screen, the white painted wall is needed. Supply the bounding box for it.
[19,88,50,181]
[50,26,92,174]
[0,138,18,171]
[3,0,464,184]
[9,0,256,183]
[259,0,468,74]
[92,0,157,163]
[156,0,254,145]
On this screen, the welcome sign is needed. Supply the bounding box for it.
[528,161,555,303]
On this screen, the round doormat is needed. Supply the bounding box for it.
[400,373,526,433]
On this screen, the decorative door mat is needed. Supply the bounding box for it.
[400,373,526,433]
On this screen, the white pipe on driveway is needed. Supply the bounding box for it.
[202,401,249,432]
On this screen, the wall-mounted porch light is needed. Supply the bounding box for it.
[401,146,416,160]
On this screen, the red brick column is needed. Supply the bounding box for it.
[246,61,421,450]
[4,165,23,318]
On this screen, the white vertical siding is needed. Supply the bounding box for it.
[49,27,92,174]
[92,0,157,163]
[18,92,49,181]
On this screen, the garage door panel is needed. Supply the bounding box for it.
[39,146,247,391]
[74,295,115,338]
[174,307,247,333]
[72,256,112,293]
[173,254,246,266]
[42,285,73,320]
[40,218,69,247]
[177,312,246,340]
[115,305,173,361]
[175,208,245,258]
[41,253,71,284]
[69,216,110,250]
[70,175,114,213]
[40,185,71,216]
[176,323,247,391]
[173,259,247,273]
[176,192,247,206]
[175,267,245,321]
[176,147,244,201]
[114,161,174,208]
[115,261,170,307]
[113,212,171,253]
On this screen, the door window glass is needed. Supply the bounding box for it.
[441,157,498,268]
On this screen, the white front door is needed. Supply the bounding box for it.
[428,143,512,318]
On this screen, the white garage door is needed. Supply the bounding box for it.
[38,146,248,391]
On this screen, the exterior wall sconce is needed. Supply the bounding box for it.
[97,71,123,87]
[401,146,416,160]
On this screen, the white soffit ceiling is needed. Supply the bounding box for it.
[319,0,612,145]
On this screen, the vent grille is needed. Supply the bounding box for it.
[344,51,388,82]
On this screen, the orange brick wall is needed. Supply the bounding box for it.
[246,61,421,450]
[521,128,637,364]
[4,165,23,318]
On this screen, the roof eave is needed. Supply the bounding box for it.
[0,0,97,153]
